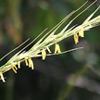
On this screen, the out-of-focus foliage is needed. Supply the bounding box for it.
[0,0,100,100]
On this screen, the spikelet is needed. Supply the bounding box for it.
[42,49,46,60]
[54,44,61,53]
[74,33,79,44]
[28,58,34,70]
[0,72,5,82]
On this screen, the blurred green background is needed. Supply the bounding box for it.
[0,0,100,100]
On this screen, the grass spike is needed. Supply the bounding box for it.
[0,0,100,82]
[0,38,30,61]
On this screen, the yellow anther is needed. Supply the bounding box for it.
[24,57,28,66]
[18,62,21,69]
[28,58,34,70]
[54,44,61,54]
[0,72,5,82]
[42,49,46,60]
[74,33,79,44]
[46,47,51,53]
[79,28,84,37]
[12,64,18,70]
[11,64,17,73]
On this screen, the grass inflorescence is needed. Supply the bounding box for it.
[0,0,100,82]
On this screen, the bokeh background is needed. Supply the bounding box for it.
[0,0,100,100]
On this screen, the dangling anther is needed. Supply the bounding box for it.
[42,49,46,60]
[79,28,84,37]
[74,33,79,44]
[46,46,51,53]
[0,72,5,82]
[28,58,34,70]
[24,57,28,66]
[54,44,61,54]
[11,64,17,73]
[18,62,21,69]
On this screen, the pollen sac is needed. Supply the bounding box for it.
[74,33,79,44]
[46,47,51,53]
[54,44,61,54]
[24,57,29,66]
[42,49,46,60]
[18,62,21,69]
[28,58,34,70]
[11,64,17,73]
[0,72,5,82]
[79,28,84,37]
[13,64,18,70]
